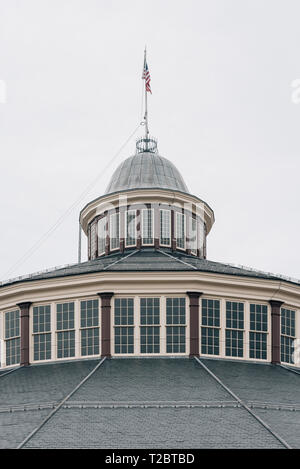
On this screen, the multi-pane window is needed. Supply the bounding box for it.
[249,304,268,360]
[126,210,136,247]
[140,298,160,353]
[81,328,99,357]
[5,310,20,366]
[33,305,51,361]
[281,308,296,364]
[56,302,75,359]
[80,300,99,356]
[5,310,20,340]
[97,217,106,256]
[176,213,185,250]
[33,335,51,362]
[160,209,171,246]
[189,217,197,255]
[142,209,153,245]
[201,299,220,355]
[166,298,186,353]
[110,213,120,250]
[90,222,97,260]
[114,298,134,354]
[249,332,267,361]
[225,302,244,357]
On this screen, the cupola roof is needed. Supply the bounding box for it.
[105,137,189,195]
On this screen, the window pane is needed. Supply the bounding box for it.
[201,327,220,356]
[225,330,243,357]
[189,217,197,255]
[90,221,97,260]
[110,213,120,250]
[34,333,51,361]
[281,308,296,363]
[249,304,268,332]
[142,209,153,244]
[281,336,295,364]
[126,210,136,246]
[160,210,171,246]
[97,217,106,255]
[5,338,20,366]
[57,331,75,358]
[249,331,267,360]
[202,299,220,327]
[140,326,160,354]
[114,327,134,354]
[166,326,186,353]
[140,298,160,325]
[226,302,244,330]
[56,302,75,331]
[81,328,99,356]
[33,305,51,333]
[81,299,99,328]
[176,213,185,249]
[5,310,20,339]
[281,308,296,338]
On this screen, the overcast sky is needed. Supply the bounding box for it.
[0,0,299,282]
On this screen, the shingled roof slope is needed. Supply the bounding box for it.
[2,248,299,288]
[0,358,299,449]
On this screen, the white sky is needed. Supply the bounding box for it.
[0,0,299,281]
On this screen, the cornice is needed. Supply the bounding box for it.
[0,269,299,311]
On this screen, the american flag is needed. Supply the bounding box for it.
[142,59,152,94]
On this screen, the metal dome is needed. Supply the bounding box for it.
[105,138,189,195]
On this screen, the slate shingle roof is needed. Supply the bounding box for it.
[2,248,299,288]
[0,358,299,449]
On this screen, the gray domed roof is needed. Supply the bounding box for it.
[105,152,189,195]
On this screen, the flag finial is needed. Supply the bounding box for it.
[142,48,152,143]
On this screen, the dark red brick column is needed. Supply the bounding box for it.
[98,292,114,358]
[187,292,202,357]
[269,300,283,364]
[16,302,32,366]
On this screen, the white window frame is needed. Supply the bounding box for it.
[110,212,120,251]
[97,216,106,256]
[55,301,76,360]
[112,296,136,356]
[90,221,97,260]
[80,298,100,358]
[190,217,197,255]
[3,308,20,368]
[125,210,137,248]
[175,212,186,251]
[280,307,296,365]
[165,296,187,355]
[160,209,171,247]
[142,208,154,245]
[246,301,270,362]
[32,303,52,363]
[200,297,221,358]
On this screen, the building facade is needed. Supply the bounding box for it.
[1,136,299,369]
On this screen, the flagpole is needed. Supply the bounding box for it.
[144,47,149,141]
